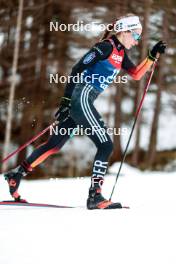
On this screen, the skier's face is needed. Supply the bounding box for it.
[120,28,142,50]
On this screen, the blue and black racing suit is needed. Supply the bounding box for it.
[22,35,153,182]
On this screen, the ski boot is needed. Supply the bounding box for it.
[4,165,28,202]
[87,186,122,209]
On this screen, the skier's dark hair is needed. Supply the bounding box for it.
[100,23,114,41]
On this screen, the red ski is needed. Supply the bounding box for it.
[0,201,74,208]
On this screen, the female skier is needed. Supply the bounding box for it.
[4,14,166,209]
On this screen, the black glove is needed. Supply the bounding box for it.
[149,40,167,61]
[55,97,71,122]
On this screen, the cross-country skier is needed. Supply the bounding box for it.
[4,14,166,209]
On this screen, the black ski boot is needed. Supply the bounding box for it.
[4,165,28,202]
[87,187,122,209]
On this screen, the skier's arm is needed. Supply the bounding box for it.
[122,40,167,81]
[64,41,113,98]
[122,52,153,81]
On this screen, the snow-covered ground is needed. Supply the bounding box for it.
[0,163,176,264]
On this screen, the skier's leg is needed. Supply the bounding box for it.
[85,117,121,209]
[4,117,77,200]
[71,83,122,209]
[25,117,76,169]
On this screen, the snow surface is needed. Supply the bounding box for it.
[0,164,176,264]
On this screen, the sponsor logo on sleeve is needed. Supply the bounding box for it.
[83,52,96,64]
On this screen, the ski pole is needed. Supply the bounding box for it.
[109,56,159,201]
[1,121,58,164]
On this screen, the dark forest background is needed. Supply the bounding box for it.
[0,0,176,179]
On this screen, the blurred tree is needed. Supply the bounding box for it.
[131,0,152,166]
[147,6,169,167]
[2,0,24,172]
